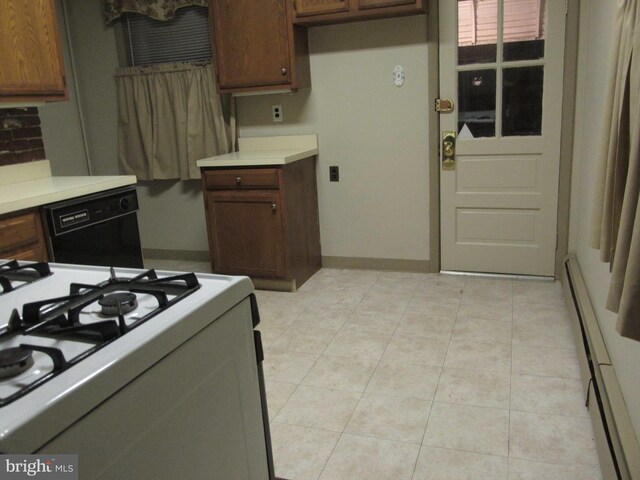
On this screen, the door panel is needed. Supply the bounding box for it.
[456,154,539,191]
[439,0,565,276]
[0,0,66,97]
[456,209,536,243]
[206,191,286,279]
[210,0,291,88]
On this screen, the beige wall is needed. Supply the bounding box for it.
[39,0,89,177]
[40,0,209,254]
[38,4,431,260]
[237,16,431,264]
[569,0,640,443]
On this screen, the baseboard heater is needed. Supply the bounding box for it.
[562,256,640,480]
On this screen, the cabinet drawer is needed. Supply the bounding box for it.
[204,169,280,190]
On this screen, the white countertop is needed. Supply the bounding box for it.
[0,160,136,215]
[196,134,318,168]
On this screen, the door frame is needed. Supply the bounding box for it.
[428,0,580,278]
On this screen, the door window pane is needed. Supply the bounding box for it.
[503,0,546,61]
[502,66,543,136]
[458,0,498,65]
[458,69,496,138]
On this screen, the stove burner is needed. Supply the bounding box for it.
[0,268,201,407]
[99,292,138,316]
[0,347,34,379]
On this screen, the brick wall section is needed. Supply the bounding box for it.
[0,107,46,167]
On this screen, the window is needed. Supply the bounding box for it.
[122,6,212,67]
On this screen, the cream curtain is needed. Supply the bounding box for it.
[103,0,207,24]
[116,62,233,181]
[590,0,640,342]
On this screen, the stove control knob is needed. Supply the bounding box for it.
[119,197,131,211]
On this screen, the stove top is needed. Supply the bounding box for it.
[0,263,201,407]
[0,259,255,453]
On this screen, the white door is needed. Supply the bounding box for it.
[439,0,566,276]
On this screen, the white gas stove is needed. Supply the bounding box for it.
[0,260,273,479]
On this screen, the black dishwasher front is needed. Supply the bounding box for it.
[43,186,144,268]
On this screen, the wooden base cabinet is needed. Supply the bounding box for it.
[0,209,49,262]
[202,158,321,290]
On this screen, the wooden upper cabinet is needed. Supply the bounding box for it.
[0,0,67,102]
[293,0,427,25]
[358,0,416,9]
[293,0,350,17]
[209,0,310,94]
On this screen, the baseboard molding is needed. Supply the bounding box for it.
[562,255,640,480]
[143,248,210,262]
[251,278,296,293]
[321,256,429,273]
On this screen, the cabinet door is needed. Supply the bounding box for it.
[205,191,286,279]
[0,210,49,262]
[210,0,292,90]
[358,0,416,9]
[294,0,349,16]
[0,0,66,100]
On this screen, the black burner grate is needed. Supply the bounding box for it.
[0,267,200,407]
[0,261,52,295]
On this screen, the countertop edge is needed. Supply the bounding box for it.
[196,148,318,168]
[0,176,137,216]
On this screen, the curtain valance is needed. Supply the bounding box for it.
[103,0,207,24]
[590,0,640,342]
[116,62,233,181]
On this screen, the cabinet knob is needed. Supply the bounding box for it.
[271,203,277,211]
[281,67,287,75]
[236,176,242,185]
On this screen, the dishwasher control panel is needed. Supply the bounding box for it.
[44,187,139,236]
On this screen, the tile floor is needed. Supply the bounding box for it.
[145,260,603,480]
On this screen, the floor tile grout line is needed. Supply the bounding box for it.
[312,270,386,480]
[419,276,466,447]
[315,275,426,479]
[507,280,514,479]
[262,270,592,479]
[268,272,343,429]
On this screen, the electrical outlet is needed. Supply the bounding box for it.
[272,105,283,122]
[329,166,339,182]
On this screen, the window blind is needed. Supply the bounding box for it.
[458,0,546,47]
[124,6,212,67]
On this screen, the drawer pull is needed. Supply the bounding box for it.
[281,67,287,75]
[271,203,277,211]
[236,176,242,185]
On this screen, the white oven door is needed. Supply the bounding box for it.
[38,298,269,480]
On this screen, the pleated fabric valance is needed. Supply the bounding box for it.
[103,0,207,24]
[590,0,640,342]
[116,62,233,181]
